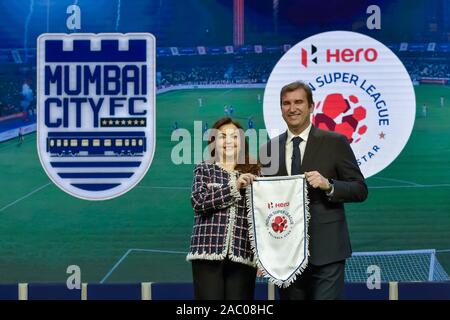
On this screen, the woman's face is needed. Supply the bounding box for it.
[216,123,241,164]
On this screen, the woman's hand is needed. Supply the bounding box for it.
[236,173,257,189]
[256,269,264,277]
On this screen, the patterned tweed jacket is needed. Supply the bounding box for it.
[186,162,255,267]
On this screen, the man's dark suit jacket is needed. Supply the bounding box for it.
[260,125,368,266]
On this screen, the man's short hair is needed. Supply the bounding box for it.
[280,81,314,107]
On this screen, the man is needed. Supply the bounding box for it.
[260,81,368,300]
[17,127,24,146]
[422,104,428,118]
[172,121,179,132]
[247,117,254,129]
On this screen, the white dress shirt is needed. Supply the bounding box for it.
[285,123,312,176]
[285,123,334,196]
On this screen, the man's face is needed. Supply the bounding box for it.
[281,88,314,134]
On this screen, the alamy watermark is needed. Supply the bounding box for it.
[366,265,381,290]
[66,265,81,290]
[170,121,281,174]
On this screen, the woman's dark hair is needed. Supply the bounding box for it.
[208,117,260,175]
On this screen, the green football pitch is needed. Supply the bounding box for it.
[0,85,449,283]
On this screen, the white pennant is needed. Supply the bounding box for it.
[247,175,310,288]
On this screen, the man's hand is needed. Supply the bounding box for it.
[305,171,331,191]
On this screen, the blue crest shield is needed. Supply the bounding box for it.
[37,33,155,200]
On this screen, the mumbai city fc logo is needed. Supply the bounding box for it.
[263,31,416,178]
[37,33,155,200]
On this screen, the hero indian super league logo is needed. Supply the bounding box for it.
[313,93,368,144]
[37,33,155,200]
[263,31,416,178]
[266,202,293,239]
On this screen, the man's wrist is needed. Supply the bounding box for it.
[325,178,334,195]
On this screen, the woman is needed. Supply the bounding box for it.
[187,117,260,300]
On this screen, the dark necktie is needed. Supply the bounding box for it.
[291,136,302,175]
